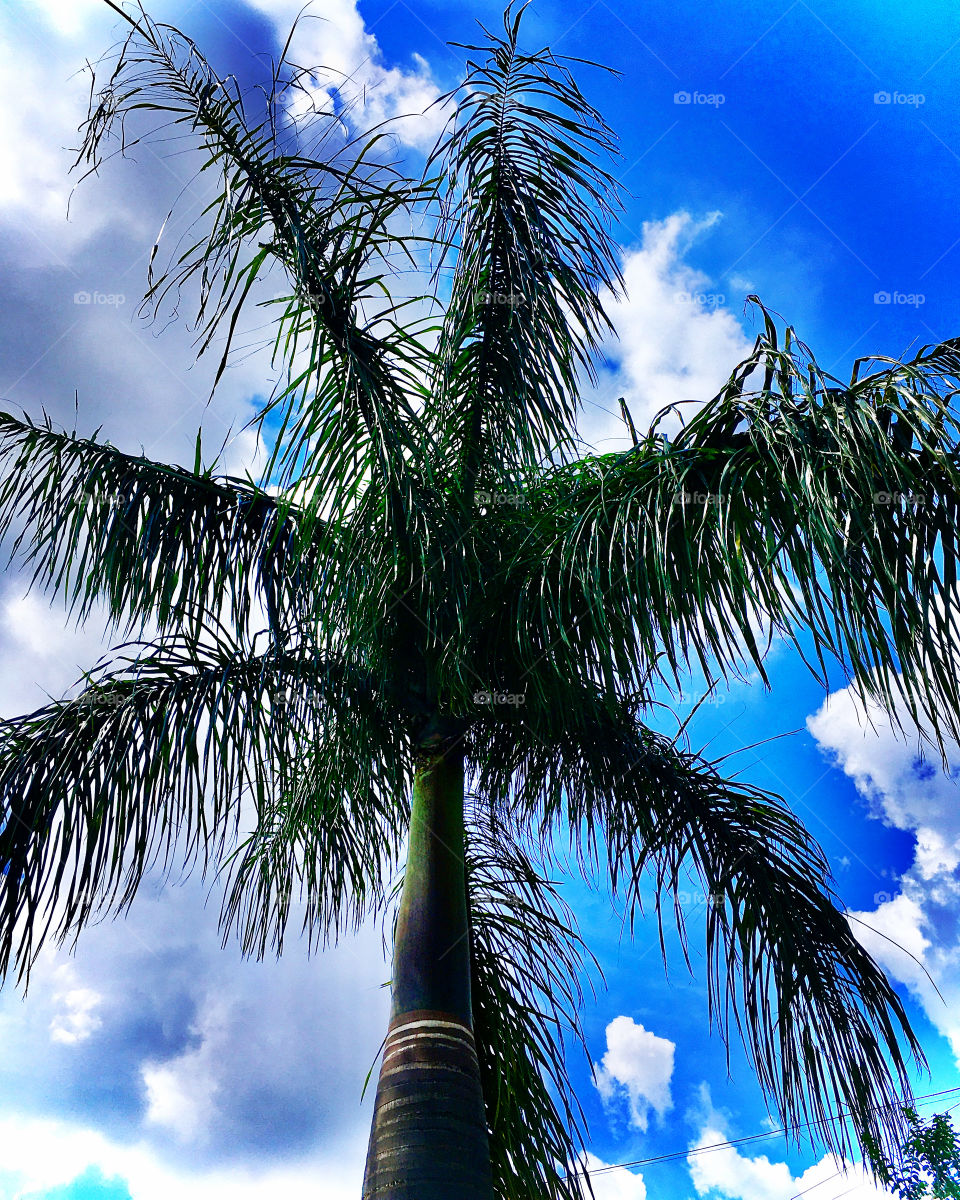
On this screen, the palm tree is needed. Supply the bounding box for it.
[2,3,959,1197]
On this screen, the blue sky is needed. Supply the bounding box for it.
[1,1,959,1198]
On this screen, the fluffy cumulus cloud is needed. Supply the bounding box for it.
[245,0,449,150]
[581,1154,647,1200]
[0,818,392,1163]
[0,1109,369,1200]
[593,1015,676,1132]
[685,1085,895,1200]
[578,211,755,451]
[688,1125,895,1200]
[48,963,104,1046]
[807,685,960,1064]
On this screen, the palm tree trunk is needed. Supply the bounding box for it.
[361,745,493,1200]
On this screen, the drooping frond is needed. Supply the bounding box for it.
[0,627,404,983]
[219,691,412,960]
[423,0,624,497]
[465,804,597,1200]
[0,408,325,637]
[505,298,960,756]
[468,690,923,1163]
[79,2,439,538]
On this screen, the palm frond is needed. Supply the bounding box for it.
[78,1,438,538]
[422,0,624,498]
[0,408,328,637]
[505,298,960,756]
[465,803,597,1200]
[0,625,401,983]
[219,685,413,960]
[469,689,923,1163]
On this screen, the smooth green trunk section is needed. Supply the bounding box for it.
[361,745,493,1199]
[390,746,472,1024]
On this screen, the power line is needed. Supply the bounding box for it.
[789,1167,843,1199]
[822,1184,866,1200]
[573,1085,960,1178]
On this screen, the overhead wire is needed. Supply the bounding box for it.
[569,1084,960,1179]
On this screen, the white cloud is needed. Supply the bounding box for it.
[0,5,136,250]
[688,1123,895,1200]
[807,686,960,1062]
[581,1153,647,1200]
[849,892,932,970]
[0,870,391,1173]
[847,886,960,1061]
[0,1110,367,1200]
[1,591,90,662]
[593,1015,675,1131]
[141,996,224,1143]
[580,211,755,452]
[246,0,449,151]
[807,692,960,868]
[685,1091,894,1200]
[48,964,103,1046]
[19,0,104,38]
[0,589,121,717]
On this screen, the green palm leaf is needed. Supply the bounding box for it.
[220,695,413,959]
[505,297,960,756]
[466,805,597,1200]
[469,687,922,1160]
[422,0,624,499]
[81,2,439,539]
[0,408,324,637]
[0,625,399,982]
